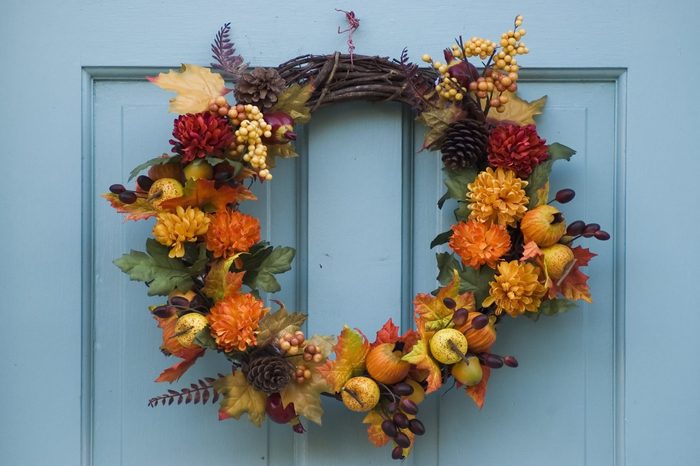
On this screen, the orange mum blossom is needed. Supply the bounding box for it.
[466,167,529,227]
[449,220,511,269]
[208,293,268,352]
[206,209,261,259]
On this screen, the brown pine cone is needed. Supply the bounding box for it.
[244,355,293,394]
[440,119,489,170]
[233,68,286,109]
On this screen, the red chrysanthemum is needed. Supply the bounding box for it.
[170,112,234,163]
[487,123,549,178]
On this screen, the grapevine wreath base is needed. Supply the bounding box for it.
[104,16,610,460]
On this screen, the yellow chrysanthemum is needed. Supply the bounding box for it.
[483,260,547,317]
[152,206,210,258]
[467,167,529,227]
[449,220,511,269]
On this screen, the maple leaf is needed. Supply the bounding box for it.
[102,193,157,221]
[154,315,205,382]
[363,410,391,447]
[114,239,206,296]
[160,179,255,212]
[415,270,475,334]
[521,241,543,261]
[486,93,546,125]
[401,337,442,394]
[418,105,465,150]
[371,318,419,352]
[256,301,308,346]
[271,83,315,123]
[305,334,336,359]
[201,255,244,301]
[148,64,228,114]
[318,326,370,392]
[548,246,596,303]
[280,369,329,425]
[465,366,491,409]
[213,371,267,427]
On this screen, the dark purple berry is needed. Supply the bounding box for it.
[582,223,601,237]
[395,432,411,448]
[483,354,504,369]
[408,419,425,435]
[109,183,126,194]
[168,296,190,308]
[452,308,468,326]
[386,401,398,413]
[137,175,154,191]
[381,420,398,438]
[118,191,137,204]
[555,188,576,204]
[594,230,610,241]
[393,412,409,428]
[392,382,414,397]
[151,305,176,318]
[292,422,305,434]
[503,355,519,367]
[391,446,404,460]
[399,399,418,415]
[566,220,586,236]
[443,297,456,309]
[471,314,489,330]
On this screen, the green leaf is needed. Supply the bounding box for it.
[538,299,578,317]
[458,266,496,306]
[525,143,576,208]
[114,239,202,296]
[443,167,478,201]
[243,246,296,293]
[430,230,453,249]
[128,154,179,181]
[454,202,471,221]
[436,252,461,285]
[418,105,464,150]
[193,328,217,350]
[437,191,449,210]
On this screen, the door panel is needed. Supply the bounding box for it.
[91,76,618,465]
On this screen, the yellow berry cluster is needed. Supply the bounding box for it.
[277,330,307,356]
[461,37,497,60]
[420,54,465,102]
[229,104,273,181]
[494,15,528,75]
[294,364,313,384]
[208,96,230,116]
[468,69,517,113]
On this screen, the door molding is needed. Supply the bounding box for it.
[81,66,627,466]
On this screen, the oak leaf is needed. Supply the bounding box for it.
[280,369,329,425]
[213,371,267,427]
[102,193,157,221]
[318,326,370,392]
[148,64,228,114]
[160,179,255,212]
[486,92,546,125]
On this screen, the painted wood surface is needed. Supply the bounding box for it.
[2,1,699,465]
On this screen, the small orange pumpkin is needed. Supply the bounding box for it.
[458,312,496,353]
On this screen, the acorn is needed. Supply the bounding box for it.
[262,111,297,144]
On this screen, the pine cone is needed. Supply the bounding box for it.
[234,68,286,109]
[440,119,489,170]
[245,355,293,394]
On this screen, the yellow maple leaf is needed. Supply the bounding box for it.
[213,371,267,427]
[414,270,475,334]
[487,93,546,125]
[317,326,369,392]
[401,337,442,394]
[255,301,308,346]
[201,255,243,301]
[271,83,314,123]
[148,64,228,114]
[363,409,391,447]
[280,369,329,425]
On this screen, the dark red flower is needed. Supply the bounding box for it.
[487,123,549,178]
[170,113,234,163]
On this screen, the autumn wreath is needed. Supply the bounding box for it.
[104,16,610,461]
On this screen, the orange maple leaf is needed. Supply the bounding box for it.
[548,246,596,303]
[102,193,158,221]
[363,410,391,447]
[317,326,370,392]
[414,270,475,335]
[154,315,205,382]
[466,366,491,409]
[520,241,543,261]
[160,179,256,212]
[371,318,419,352]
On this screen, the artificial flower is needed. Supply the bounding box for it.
[483,260,547,317]
[449,220,511,269]
[170,112,234,162]
[209,293,268,352]
[152,206,210,258]
[487,123,548,178]
[467,167,529,227]
[206,209,261,258]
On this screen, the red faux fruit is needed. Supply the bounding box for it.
[262,111,297,144]
[265,393,296,424]
[366,343,411,385]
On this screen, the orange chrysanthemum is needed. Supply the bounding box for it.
[206,210,261,258]
[449,220,511,269]
[483,260,547,317]
[467,167,529,227]
[209,293,268,352]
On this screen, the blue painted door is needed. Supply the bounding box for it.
[3,2,699,466]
